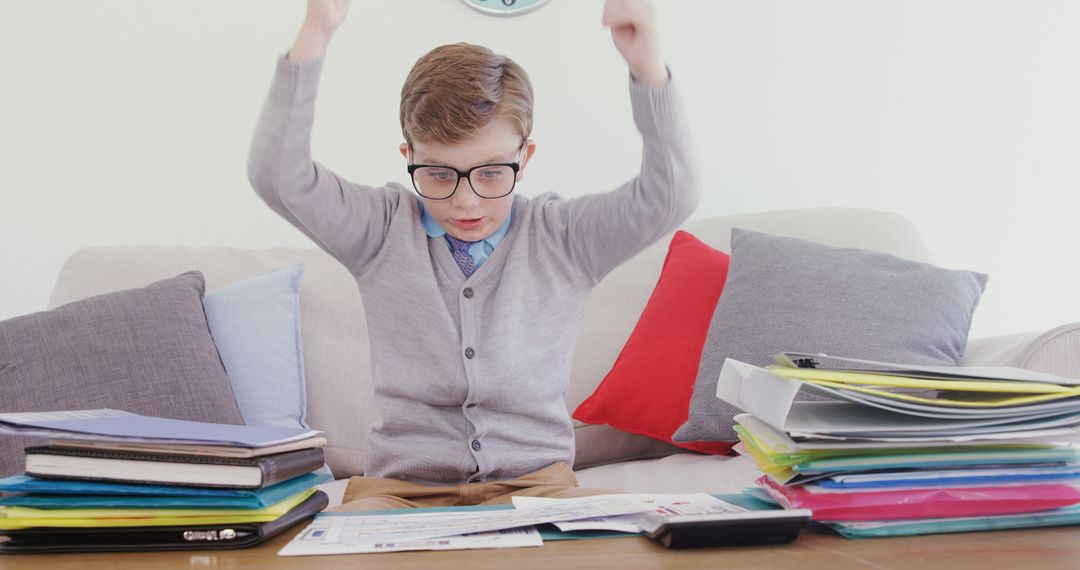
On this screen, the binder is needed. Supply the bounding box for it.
[0,491,328,553]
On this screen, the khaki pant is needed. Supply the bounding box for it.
[330,461,617,512]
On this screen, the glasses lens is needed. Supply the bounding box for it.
[469,165,515,198]
[413,167,458,199]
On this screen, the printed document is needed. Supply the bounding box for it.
[277,495,647,556]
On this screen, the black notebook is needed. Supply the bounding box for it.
[24,446,325,489]
[0,491,328,553]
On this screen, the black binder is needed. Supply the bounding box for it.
[0,491,327,554]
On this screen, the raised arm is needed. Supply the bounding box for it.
[542,0,701,283]
[287,0,349,62]
[248,0,398,274]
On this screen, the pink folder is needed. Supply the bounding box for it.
[758,475,1080,522]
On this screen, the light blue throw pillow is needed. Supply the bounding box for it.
[203,264,332,479]
[203,263,310,431]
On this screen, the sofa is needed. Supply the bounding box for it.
[45,207,1080,506]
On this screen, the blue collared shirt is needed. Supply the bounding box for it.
[419,201,511,270]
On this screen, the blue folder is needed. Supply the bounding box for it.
[825,504,1080,538]
[815,467,1080,490]
[0,470,332,509]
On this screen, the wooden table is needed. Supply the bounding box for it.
[2,523,1078,570]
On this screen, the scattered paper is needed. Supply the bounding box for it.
[511,493,748,533]
[279,524,542,556]
[277,495,649,556]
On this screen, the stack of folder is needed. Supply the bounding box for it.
[719,353,1080,538]
[0,409,332,552]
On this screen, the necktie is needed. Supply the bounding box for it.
[445,235,477,278]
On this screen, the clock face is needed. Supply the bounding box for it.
[460,0,552,17]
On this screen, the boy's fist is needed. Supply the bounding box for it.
[602,0,667,85]
[304,0,352,38]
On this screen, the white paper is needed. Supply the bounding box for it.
[511,493,748,533]
[802,382,1080,419]
[279,494,647,555]
[278,523,541,556]
[548,514,641,533]
[716,359,803,431]
[775,352,1080,386]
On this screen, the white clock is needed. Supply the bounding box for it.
[460,0,552,17]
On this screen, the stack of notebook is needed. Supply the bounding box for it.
[720,353,1080,538]
[0,409,332,552]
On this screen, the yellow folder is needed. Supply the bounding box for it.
[798,377,1080,408]
[766,366,1075,394]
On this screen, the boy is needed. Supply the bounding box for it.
[247,0,700,511]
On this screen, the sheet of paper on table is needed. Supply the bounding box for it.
[511,493,750,533]
[278,524,542,556]
[277,495,648,556]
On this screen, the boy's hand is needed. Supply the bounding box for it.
[602,0,667,85]
[304,0,352,39]
[289,0,351,62]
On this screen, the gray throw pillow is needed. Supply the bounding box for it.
[672,228,988,443]
[0,270,244,477]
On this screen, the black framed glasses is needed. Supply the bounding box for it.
[407,149,524,200]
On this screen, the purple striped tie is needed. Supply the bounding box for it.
[445,235,477,278]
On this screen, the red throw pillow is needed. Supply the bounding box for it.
[573,231,734,455]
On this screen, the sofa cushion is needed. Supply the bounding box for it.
[673,228,988,443]
[204,263,310,430]
[203,262,334,480]
[568,208,936,467]
[48,247,374,477]
[0,271,244,478]
[963,322,1080,381]
[574,231,733,454]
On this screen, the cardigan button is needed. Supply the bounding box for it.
[465,347,476,359]
[471,439,482,451]
[463,287,474,299]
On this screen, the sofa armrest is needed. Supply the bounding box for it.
[963,322,1080,379]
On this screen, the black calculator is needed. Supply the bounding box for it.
[637,509,812,549]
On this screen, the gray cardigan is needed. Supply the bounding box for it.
[248,54,700,486]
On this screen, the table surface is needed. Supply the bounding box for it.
[2,523,1079,570]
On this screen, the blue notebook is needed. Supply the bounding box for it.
[0,410,320,447]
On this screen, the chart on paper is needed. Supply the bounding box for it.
[278,495,649,556]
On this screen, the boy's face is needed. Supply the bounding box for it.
[401,119,536,242]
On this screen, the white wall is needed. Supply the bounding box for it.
[1,0,1077,338]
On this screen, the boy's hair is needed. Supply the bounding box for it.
[400,43,534,147]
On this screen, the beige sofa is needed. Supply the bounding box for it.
[46,207,1080,503]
